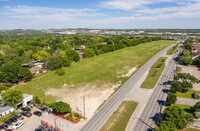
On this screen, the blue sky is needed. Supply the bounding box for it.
[0,0,200,29]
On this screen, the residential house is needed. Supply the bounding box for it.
[29,67,42,74]
[191,43,200,59]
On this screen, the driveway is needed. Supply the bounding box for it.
[176,97,200,106]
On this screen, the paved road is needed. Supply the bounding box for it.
[131,45,182,131]
[81,42,178,131]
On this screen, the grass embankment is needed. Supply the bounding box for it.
[180,128,200,131]
[176,90,200,99]
[166,42,180,55]
[100,101,138,131]
[141,57,167,89]
[15,40,175,103]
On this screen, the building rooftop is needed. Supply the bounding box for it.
[0,106,14,114]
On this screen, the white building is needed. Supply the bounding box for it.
[0,94,33,117]
[0,106,14,117]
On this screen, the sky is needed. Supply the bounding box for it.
[0,0,200,29]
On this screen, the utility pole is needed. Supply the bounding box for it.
[54,118,57,130]
[83,96,85,119]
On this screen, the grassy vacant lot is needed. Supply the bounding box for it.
[100,101,138,131]
[176,90,200,99]
[166,42,180,55]
[15,40,175,103]
[141,57,167,89]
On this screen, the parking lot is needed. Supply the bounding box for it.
[1,104,86,131]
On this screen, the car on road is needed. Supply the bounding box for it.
[4,120,12,125]
[5,129,13,131]
[21,107,31,112]
[13,121,24,130]
[33,111,42,117]
[35,129,42,131]
[9,117,17,122]
[21,111,32,117]
[39,107,48,112]
[0,123,8,130]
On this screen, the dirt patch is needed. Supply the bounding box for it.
[46,82,115,119]
[125,66,137,77]
[178,65,200,91]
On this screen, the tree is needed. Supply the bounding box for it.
[52,101,71,114]
[156,121,177,131]
[163,106,193,129]
[166,93,177,106]
[193,102,200,112]
[181,81,193,92]
[44,55,64,70]
[175,73,199,84]
[32,50,49,61]
[170,82,182,93]
[18,67,33,81]
[0,63,19,83]
[83,48,95,58]
[65,50,80,62]
[1,89,23,108]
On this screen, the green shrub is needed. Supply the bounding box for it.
[74,113,80,117]
[194,111,200,119]
[0,84,6,91]
[4,83,13,87]
[33,96,41,104]
[55,68,65,76]
[39,70,43,73]
[69,113,73,118]
[192,92,200,99]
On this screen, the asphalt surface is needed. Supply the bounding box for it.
[81,42,178,131]
[132,44,182,131]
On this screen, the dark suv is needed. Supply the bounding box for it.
[21,107,31,112]
[21,111,32,117]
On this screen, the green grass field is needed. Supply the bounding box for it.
[176,90,200,99]
[141,57,167,89]
[166,42,180,55]
[15,40,175,103]
[100,101,138,131]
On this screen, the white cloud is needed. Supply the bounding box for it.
[1,5,103,22]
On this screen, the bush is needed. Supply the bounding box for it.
[192,92,200,99]
[33,96,41,104]
[0,84,6,91]
[55,68,65,76]
[4,83,13,87]
[74,113,80,117]
[69,113,73,118]
[194,111,200,119]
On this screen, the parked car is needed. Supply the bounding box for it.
[33,111,42,117]
[0,123,8,130]
[14,114,24,120]
[13,121,24,130]
[21,107,31,112]
[39,107,48,112]
[5,129,13,131]
[21,111,32,117]
[35,129,42,131]
[9,117,17,122]
[4,120,12,125]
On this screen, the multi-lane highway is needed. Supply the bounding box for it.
[81,42,178,131]
[131,44,182,131]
